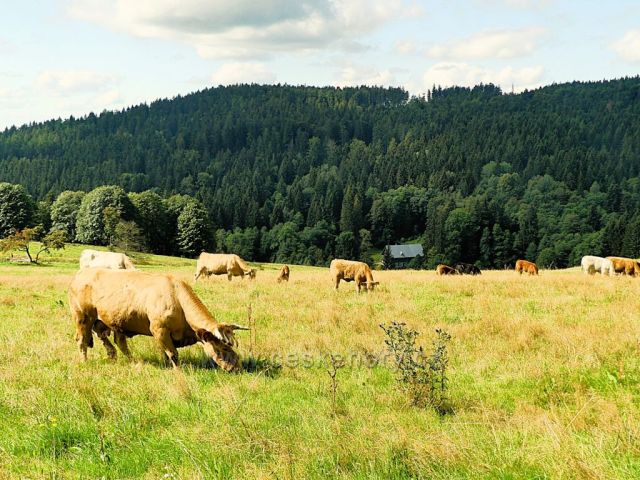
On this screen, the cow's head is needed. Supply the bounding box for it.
[196,324,249,372]
[247,269,257,280]
[366,281,379,291]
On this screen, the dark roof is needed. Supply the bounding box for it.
[386,244,424,259]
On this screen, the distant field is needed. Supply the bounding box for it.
[0,247,639,479]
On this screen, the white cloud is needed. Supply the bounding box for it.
[611,29,640,63]
[0,87,13,105]
[422,62,544,92]
[36,70,119,95]
[211,63,277,85]
[427,27,546,60]
[395,39,416,55]
[94,89,123,108]
[0,37,11,53]
[68,0,417,59]
[335,62,397,87]
[475,0,553,9]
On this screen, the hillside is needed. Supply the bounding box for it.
[1,79,640,267]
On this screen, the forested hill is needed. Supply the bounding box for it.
[1,79,640,268]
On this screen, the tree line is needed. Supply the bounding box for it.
[1,79,640,267]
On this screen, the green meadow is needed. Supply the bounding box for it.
[0,245,639,479]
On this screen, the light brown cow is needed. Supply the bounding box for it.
[330,259,378,293]
[68,268,248,371]
[194,253,256,282]
[436,264,457,275]
[277,265,290,283]
[606,256,640,276]
[515,259,538,275]
[79,249,136,270]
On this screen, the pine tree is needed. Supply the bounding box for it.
[382,245,394,270]
[359,229,373,265]
[335,231,357,260]
[339,186,355,233]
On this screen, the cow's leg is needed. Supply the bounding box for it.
[114,332,132,358]
[73,311,93,361]
[153,327,179,368]
[93,321,117,360]
[227,273,233,281]
[334,277,340,290]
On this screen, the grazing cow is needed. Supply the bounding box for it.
[436,264,458,275]
[68,268,248,371]
[277,265,290,283]
[515,259,538,275]
[454,263,482,275]
[194,253,256,282]
[581,255,614,276]
[606,256,640,276]
[79,249,136,270]
[330,259,378,293]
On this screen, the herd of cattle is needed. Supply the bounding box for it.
[436,255,640,277]
[581,255,640,276]
[436,260,539,275]
[69,250,379,370]
[68,249,640,372]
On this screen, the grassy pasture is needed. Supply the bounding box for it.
[0,245,639,478]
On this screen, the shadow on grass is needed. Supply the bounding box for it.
[129,351,282,376]
[0,259,55,267]
[134,351,223,370]
[241,356,282,377]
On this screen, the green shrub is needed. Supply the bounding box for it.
[380,322,452,414]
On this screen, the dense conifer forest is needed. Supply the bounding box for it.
[1,78,640,267]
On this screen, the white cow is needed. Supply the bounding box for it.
[581,255,614,276]
[79,249,136,270]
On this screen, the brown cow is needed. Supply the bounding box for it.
[194,253,256,282]
[277,265,290,283]
[515,259,538,275]
[436,264,458,275]
[330,259,378,292]
[69,268,248,371]
[606,256,640,276]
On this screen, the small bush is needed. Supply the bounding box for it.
[380,322,452,414]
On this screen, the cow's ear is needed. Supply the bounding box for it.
[196,329,215,343]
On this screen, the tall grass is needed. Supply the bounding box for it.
[0,252,639,478]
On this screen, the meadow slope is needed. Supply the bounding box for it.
[0,245,639,479]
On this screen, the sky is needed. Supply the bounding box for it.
[1,0,639,130]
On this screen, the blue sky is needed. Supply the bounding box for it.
[1,0,639,129]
